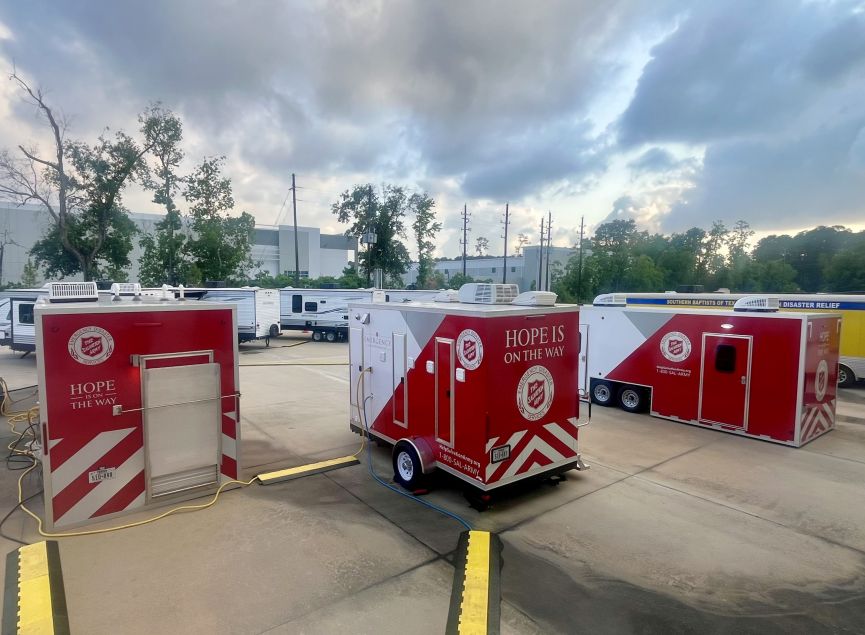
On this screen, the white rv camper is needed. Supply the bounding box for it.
[199,287,281,344]
[7,289,46,353]
[279,288,439,341]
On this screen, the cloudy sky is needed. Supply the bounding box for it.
[0,0,863,258]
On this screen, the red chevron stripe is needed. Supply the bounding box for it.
[558,418,581,440]
[540,425,578,458]
[91,471,145,518]
[52,429,142,521]
[221,454,238,480]
[488,428,537,483]
[516,448,553,475]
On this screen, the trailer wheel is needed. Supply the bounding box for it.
[392,441,424,490]
[618,385,647,413]
[838,364,855,388]
[590,380,615,406]
[312,330,322,342]
[269,324,280,338]
[325,330,336,342]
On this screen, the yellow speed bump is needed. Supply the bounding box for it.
[257,456,360,485]
[447,530,502,635]
[3,540,70,635]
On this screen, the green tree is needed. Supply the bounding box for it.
[138,104,189,285]
[409,192,441,289]
[0,74,164,281]
[20,258,39,287]
[331,184,411,284]
[183,157,256,283]
[447,272,475,288]
[475,236,489,256]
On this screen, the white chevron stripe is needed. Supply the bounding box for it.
[485,430,526,481]
[124,492,145,511]
[544,423,578,453]
[485,437,499,454]
[57,448,145,525]
[48,438,63,451]
[502,435,564,480]
[51,428,136,494]
[221,433,237,460]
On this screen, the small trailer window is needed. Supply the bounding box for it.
[304,302,318,312]
[18,303,34,325]
[292,294,302,313]
[715,345,736,372]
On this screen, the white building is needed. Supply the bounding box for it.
[402,245,578,292]
[0,203,355,285]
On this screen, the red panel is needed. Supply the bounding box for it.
[393,377,405,424]
[92,471,145,518]
[700,336,749,428]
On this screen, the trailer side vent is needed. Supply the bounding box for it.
[512,291,557,306]
[733,296,779,312]
[457,283,519,304]
[45,281,99,303]
[592,293,627,307]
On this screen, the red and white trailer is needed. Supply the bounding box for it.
[580,294,841,447]
[35,283,240,529]
[349,284,584,494]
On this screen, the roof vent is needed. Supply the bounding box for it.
[457,283,519,305]
[733,296,780,312]
[512,291,557,306]
[433,289,459,302]
[593,293,627,307]
[45,281,99,303]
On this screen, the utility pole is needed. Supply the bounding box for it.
[577,215,585,303]
[545,212,552,291]
[501,203,510,284]
[365,185,374,286]
[460,204,470,277]
[537,216,545,291]
[291,173,300,286]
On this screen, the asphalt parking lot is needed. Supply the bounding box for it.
[1,335,864,633]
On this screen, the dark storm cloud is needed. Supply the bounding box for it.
[0,0,680,198]
[615,0,865,231]
[663,118,865,232]
[627,147,678,175]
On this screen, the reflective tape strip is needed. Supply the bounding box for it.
[3,541,69,635]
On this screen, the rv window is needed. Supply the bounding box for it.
[304,302,318,312]
[18,304,34,325]
[4,306,10,321]
[292,294,302,313]
[715,345,736,373]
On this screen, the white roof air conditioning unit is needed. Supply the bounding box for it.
[593,293,627,307]
[512,291,557,306]
[433,289,459,302]
[733,296,780,312]
[457,283,519,305]
[45,282,99,303]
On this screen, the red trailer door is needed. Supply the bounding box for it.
[699,334,752,429]
[435,338,455,447]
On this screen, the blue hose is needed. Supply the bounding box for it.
[361,396,472,531]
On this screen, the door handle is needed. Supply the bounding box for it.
[446,390,451,398]
[741,376,747,385]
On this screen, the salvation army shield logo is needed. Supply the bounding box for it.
[68,326,114,365]
[456,329,483,370]
[517,365,554,421]
[527,379,546,409]
[815,359,829,401]
[660,332,691,363]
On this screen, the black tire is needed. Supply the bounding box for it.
[269,324,280,338]
[618,385,647,413]
[325,330,336,342]
[312,330,322,342]
[392,440,425,490]
[590,380,615,406]
[838,364,855,388]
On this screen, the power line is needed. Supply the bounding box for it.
[460,204,470,277]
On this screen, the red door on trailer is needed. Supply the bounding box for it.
[699,334,752,429]
[435,338,454,446]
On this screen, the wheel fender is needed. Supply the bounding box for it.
[399,437,437,474]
